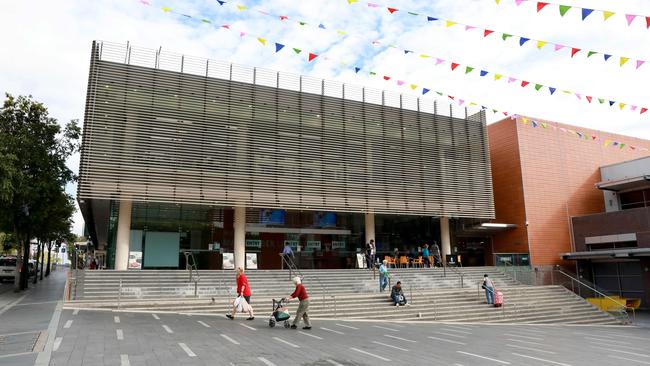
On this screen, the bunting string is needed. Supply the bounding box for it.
[144,0,650,116]
[519,116,650,153]
[493,0,650,30]
[140,0,517,117]
[346,0,647,70]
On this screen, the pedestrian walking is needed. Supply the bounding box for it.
[432,242,441,267]
[226,267,255,320]
[422,244,430,268]
[482,274,495,305]
[287,276,311,329]
[366,239,376,269]
[282,242,294,259]
[379,259,389,292]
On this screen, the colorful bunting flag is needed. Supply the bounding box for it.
[620,57,630,67]
[308,53,318,61]
[571,48,580,57]
[626,14,637,26]
[536,40,547,49]
[603,11,615,21]
[275,43,284,52]
[519,37,530,46]
[537,2,549,12]
[559,5,571,17]
[581,8,594,20]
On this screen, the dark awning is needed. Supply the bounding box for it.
[596,175,650,192]
[561,248,650,260]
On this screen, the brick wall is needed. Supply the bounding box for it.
[489,117,650,266]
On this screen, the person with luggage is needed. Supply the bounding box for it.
[482,274,495,305]
[226,267,255,320]
[390,281,409,307]
[287,276,311,329]
[379,259,390,292]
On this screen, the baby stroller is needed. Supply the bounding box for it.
[269,298,291,328]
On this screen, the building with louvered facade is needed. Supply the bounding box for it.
[78,41,495,270]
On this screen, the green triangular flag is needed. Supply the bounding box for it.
[619,143,626,149]
[587,51,597,58]
[598,98,605,104]
[292,48,302,54]
[502,33,513,41]
[299,21,307,26]
[534,84,543,91]
[369,71,377,75]
[201,19,211,23]
[408,11,419,16]
[436,91,443,96]
[559,5,571,16]
[465,66,474,74]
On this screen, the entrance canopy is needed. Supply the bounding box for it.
[561,248,650,260]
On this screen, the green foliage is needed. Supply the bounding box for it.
[0,93,80,284]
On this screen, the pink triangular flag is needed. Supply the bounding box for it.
[464,25,476,31]
[631,105,638,111]
[554,44,565,51]
[435,58,445,65]
[458,99,465,106]
[515,0,524,5]
[575,93,582,100]
[626,14,637,26]
[240,32,246,37]
[507,77,517,83]
[367,2,379,7]
[637,60,646,69]
[397,80,405,86]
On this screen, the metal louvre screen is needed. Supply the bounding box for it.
[78,41,494,218]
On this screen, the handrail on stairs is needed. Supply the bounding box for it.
[553,267,635,323]
[445,264,465,288]
[280,253,337,318]
[184,251,200,297]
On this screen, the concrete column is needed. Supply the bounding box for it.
[234,206,246,270]
[115,200,133,271]
[440,217,451,263]
[365,212,375,245]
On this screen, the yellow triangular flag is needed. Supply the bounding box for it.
[604,140,611,146]
[162,6,172,12]
[603,11,615,20]
[446,21,457,27]
[469,102,477,106]
[347,0,359,4]
[337,30,347,36]
[536,40,547,50]
[257,37,266,45]
[619,102,626,110]
[410,84,417,90]
[562,90,572,94]
[340,61,348,66]
[236,4,247,10]
[521,117,529,124]
[494,74,502,81]
[495,0,501,4]
[620,57,630,66]
[420,54,430,58]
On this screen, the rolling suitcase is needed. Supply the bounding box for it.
[494,291,503,307]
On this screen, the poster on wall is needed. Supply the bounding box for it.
[245,253,258,270]
[356,253,366,269]
[313,212,337,228]
[128,251,142,270]
[260,209,285,225]
[246,239,262,249]
[306,241,321,250]
[331,241,346,250]
[223,253,235,270]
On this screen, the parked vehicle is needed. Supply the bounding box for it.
[0,257,17,282]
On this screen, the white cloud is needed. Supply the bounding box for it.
[2,0,649,234]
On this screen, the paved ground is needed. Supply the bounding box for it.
[0,268,66,366]
[48,307,650,366]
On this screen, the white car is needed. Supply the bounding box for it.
[0,257,17,282]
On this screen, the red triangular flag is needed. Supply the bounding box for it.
[387,7,398,13]
[537,2,549,12]
[451,62,459,70]
[641,107,648,114]
[448,96,455,100]
[571,48,581,57]
[586,96,593,103]
[484,29,494,37]
[308,53,318,61]
[521,80,530,87]
[222,24,231,29]
[383,76,390,80]
[646,16,650,28]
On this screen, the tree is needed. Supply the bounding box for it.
[0,94,80,291]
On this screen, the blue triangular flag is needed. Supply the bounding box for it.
[609,101,615,106]
[216,0,226,5]
[532,121,538,127]
[275,43,285,52]
[519,37,530,46]
[422,88,430,95]
[604,54,612,61]
[480,70,488,77]
[318,23,326,29]
[581,8,594,20]
[427,16,438,21]
[354,67,361,73]
[549,87,556,95]
[404,50,412,54]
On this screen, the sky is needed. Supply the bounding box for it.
[1,0,650,235]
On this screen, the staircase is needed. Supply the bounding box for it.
[65,267,621,325]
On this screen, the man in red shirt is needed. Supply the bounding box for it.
[227,267,254,320]
[287,276,311,329]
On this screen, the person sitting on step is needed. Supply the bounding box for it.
[390,281,409,307]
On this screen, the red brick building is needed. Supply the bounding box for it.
[487,116,650,268]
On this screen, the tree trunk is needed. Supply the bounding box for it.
[33,240,41,285]
[20,237,30,290]
[39,242,44,281]
[46,241,52,277]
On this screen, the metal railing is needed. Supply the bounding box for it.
[184,252,200,297]
[444,264,465,288]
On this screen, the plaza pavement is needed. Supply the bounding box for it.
[3,270,650,366]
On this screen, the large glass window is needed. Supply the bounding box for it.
[620,189,650,210]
